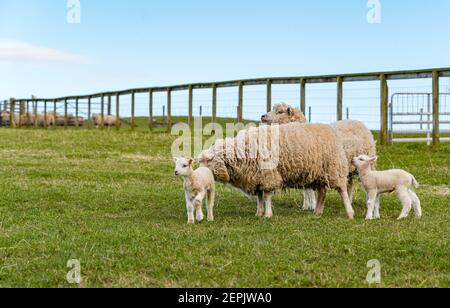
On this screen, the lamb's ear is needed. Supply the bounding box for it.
[370,156,378,162]
[172,157,178,163]
[188,158,194,166]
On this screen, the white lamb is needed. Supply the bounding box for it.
[352,155,422,220]
[173,157,216,224]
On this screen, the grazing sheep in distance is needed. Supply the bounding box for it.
[92,113,121,127]
[352,155,422,220]
[173,157,216,224]
[261,103,377,212]
[198,123,355,220]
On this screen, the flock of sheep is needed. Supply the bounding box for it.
[174,103,422,224]
[0,111,122,127]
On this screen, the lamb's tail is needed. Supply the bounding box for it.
[411,175,420,189]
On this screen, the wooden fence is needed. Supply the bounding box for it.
[2,67,450,147]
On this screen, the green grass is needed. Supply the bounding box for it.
[0,124,449,288]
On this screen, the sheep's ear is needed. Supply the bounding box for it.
[188,158,194,166]
[370,156,378,162]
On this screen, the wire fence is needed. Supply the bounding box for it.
[1,68,450,146]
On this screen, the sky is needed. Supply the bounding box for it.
[0,0,450,101]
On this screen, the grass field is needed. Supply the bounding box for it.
[0,123,449,288]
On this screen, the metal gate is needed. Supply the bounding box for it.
[389,93,450,144]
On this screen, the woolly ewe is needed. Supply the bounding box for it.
[198,123,355,220]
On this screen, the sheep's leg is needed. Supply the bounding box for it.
[397,188,412,220]
[256,190,265,217]
[374,194,381,219]
[338,186,355,220]
[207,188,215,222]
[303,189,317,211]
[194,191,206,223]
[408,190,422,219]
[314,187,327,217]
[263,192,273,219]
[347,177,354,204]
[366,191,378,220]
[185,192,195,224]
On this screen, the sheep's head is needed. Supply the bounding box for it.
[173,157,194,177]
[197,149,230,183]
[261,103,307,125]
[352,155,378,171]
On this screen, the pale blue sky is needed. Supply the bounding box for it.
[0,0,449,100]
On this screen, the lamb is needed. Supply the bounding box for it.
[198,123,355,220]
[173,157,216,224]
[261,103,376,212]
[352,155,422,220]
[92,113,121,127]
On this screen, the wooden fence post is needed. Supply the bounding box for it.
[188,85,193,127]
[432,70,440,148]
[44,100,48,129]
[64,98,68,129]
[19,101,25,128]
[212,83,217,124]
[380,74,389,145]
[101,95,105,129]
[131,91,135,131]
[75,98,79,128]
[238,81,243,123]
[167,88,172,133]
[53,100,57,128]
[300,78,306,115]
[88,97,92,129]
[117,93,121,130]
[33,99,38,128]
[9,98,15,128]
[108,95,112,116]
[148,90,153,131]
[267,79,272,113]
[337,76,343,121]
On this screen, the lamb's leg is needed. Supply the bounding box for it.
[194,191,206,223]
[397,188,412,220]
[185,192,195,224]
[338,185,355,220]
[303,189,317,211]
[207,188,215,222]
[314,187,327,217]
[256,190,265,217]
[408,190,422,219]
[366,191,378,220]
[263,191,273,219]
[374,194,381,219]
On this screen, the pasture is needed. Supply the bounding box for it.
[0,123,449,288]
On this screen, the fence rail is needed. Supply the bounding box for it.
[2,67,450,147]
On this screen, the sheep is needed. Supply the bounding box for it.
[261,103,376,212]
[198,123,355,220]
[173,157,216,224]
[0,111,20,127]
[92,113,121,127]
[352,155,422,220]
[261,102,307,124]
